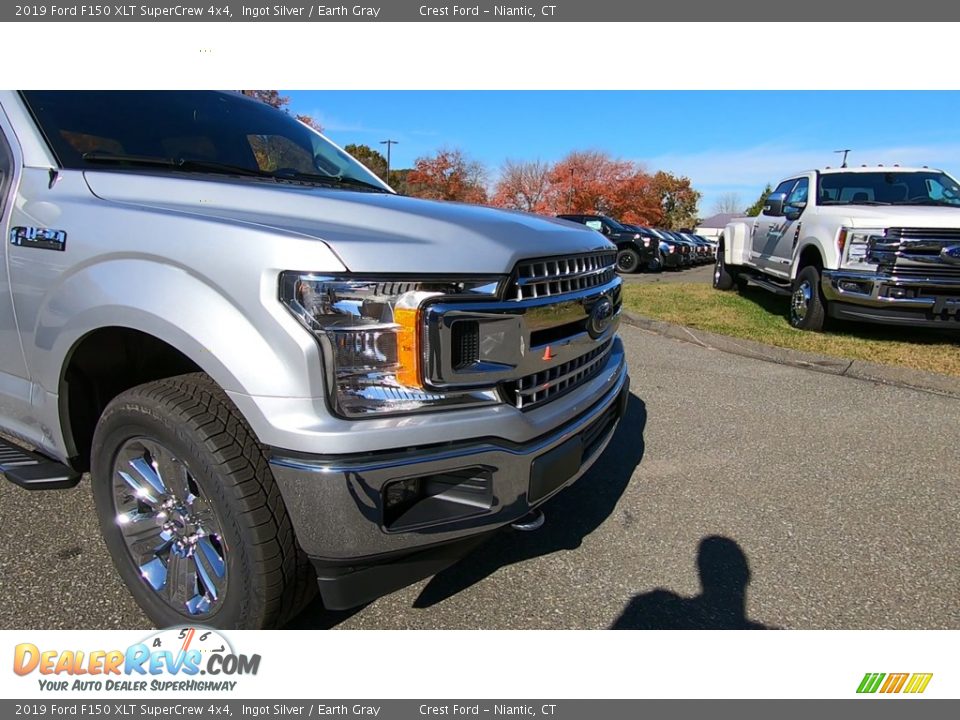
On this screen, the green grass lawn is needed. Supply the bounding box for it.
[622,282,960,378]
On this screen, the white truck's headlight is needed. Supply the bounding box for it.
[280,273,502,417]
[842,228,886,263]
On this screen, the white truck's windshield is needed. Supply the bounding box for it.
[21,90,390,192]
[818,170,960,207]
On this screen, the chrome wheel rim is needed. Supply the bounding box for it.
[792,280,812,323]
[713,257,722,285]
[112,438,228,617]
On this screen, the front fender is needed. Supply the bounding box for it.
[790,237,832,280]
[32,258,324,400]
[723,221,752,266]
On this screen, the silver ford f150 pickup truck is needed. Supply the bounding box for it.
[0,91,628,628]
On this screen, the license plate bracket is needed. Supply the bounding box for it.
[528,435,583,504]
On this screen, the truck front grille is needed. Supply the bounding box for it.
[503,339,613,411]
[870,227,960,265]
[885,265,960,279]
[887,227,960,242]
[510,250,617,300]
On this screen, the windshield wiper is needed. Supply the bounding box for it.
[892,199,960,207]
[819,200,891,206]
[82,152,268,178]
[268,168,390,192]
[80,152,390,191]
[82,151,178,167]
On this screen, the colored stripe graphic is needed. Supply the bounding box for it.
[880,673,909,693]
[857,673,885,693]
[857,672,932,694]
[903,673,933,694]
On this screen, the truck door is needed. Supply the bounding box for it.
[0,122,32,440]
[752,178,798,274]
[0,127,29,384]
[768,177,809,278]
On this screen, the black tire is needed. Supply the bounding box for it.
[789,265,828,331]
[646,249,664,273]
[713,248,736,290]
[91,373,316,629]
[616,248,641,274]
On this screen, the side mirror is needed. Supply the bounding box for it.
[784,201,807,221]
[762,192,787,217]
[600,224,612,236]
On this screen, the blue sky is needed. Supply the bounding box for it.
[285,91,960,216]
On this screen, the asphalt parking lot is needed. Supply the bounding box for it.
[2,322,958,630]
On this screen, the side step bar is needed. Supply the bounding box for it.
[745,275,792,297]
[0,436,81,490]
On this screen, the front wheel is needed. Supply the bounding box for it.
[789,265,828,331]
[91,373,315,629]
[646,249,664,273]
[616,248,641,274]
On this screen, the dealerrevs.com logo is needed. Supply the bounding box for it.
[13,627,260,692]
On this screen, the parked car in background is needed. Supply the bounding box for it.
[695,233,719,254]
[660,229,703,264]
[622,224,686,269]
[680,232,715,262]
[717,165,960,330]
[557,214,659,273]
[649,228,693,267]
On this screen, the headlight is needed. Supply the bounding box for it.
[667,244,676,253]
[642,237,651,247]
[280,273,502,417]
[842,227,885,263]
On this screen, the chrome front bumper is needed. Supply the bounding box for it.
[822,268,960,325]
[269,341,628,564]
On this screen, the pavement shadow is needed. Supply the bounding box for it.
[611,535,772,629]
[411,393,647,609]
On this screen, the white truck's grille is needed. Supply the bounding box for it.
[510,250,617,300]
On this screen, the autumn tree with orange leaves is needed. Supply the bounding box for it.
[489,150,700,228]
[544,151,660,224]
[491,159,553,213]
[406,149,489,203]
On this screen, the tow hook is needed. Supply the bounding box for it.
[511,508,545,532]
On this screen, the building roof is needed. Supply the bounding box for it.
[697,213,740,229]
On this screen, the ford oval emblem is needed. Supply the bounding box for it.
[942,245,960,265]
[587,297,615,339]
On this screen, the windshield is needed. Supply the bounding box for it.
[21,90,390,191]
[601,216,628,231]
[817,170,960,207]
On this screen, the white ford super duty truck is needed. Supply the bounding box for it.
[714,166,960,330]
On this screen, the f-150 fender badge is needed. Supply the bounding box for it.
[10,226,67,252]
[941,245,960,265]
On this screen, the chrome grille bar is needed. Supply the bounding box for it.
[511,250,617,300]
[505,339,613,411]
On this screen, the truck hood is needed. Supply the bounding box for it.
[83,172,612,274]
[816,204,960,229]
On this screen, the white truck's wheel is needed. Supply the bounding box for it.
[713,249,736,290]
[789,266,828,331]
